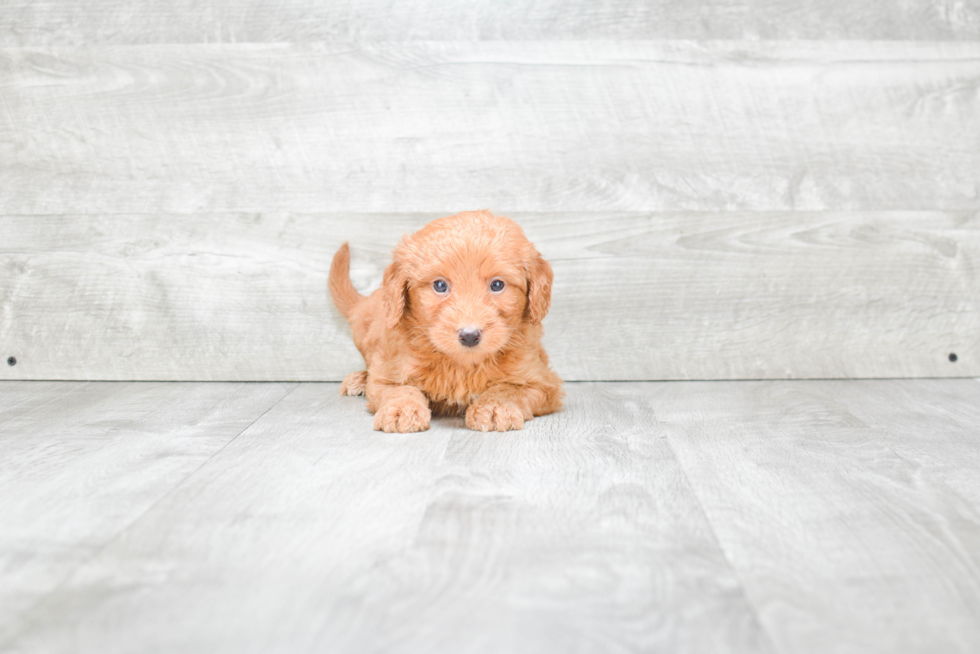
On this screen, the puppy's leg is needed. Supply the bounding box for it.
[466,383,556,432]
[340,370,367,396]
[368,383,431,433]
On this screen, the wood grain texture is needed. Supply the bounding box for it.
[657,379,980,653]
[1,211,976,381]
[1,41,978,215]
[3,0,979,45]
[0,382,770,654]
[0,381,93,427]
[0,381,295,645]
[3,379,979,652]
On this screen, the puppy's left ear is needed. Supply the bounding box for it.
[382,260,410,329]
[524,248,553,325]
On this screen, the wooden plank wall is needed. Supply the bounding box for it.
[1,2,978,381]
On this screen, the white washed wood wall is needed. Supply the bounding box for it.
[1,3,978,381]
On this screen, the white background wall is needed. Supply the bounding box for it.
[1,2,978,380]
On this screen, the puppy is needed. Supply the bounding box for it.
[329,210,563,433]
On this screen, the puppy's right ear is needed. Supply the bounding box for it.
[382,260,410,329]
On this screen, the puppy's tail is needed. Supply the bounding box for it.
[328,243,364,320]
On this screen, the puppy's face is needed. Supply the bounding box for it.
[411,249,527,360]
[381,212,553,362]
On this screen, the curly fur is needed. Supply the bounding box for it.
[329,210,564,432]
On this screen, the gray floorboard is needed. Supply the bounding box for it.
[2,380,979,653]
[657,379,980,653]
[0,382,295,645]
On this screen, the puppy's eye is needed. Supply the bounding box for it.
[432,279,449,294]
[489,279,505,293]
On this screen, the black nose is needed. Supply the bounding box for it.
[457,328,482,347]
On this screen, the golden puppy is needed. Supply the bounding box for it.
[329,210,563,433]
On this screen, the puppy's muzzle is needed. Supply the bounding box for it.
[457,327,483,348]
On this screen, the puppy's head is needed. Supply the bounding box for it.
[382,210,553,361]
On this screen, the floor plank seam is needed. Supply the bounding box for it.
[658,420,783,654]
[0,382,302,651]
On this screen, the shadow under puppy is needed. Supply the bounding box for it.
[329,210,564,433]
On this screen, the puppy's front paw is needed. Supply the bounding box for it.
[340,371,367,396]
[374,399,431,433]
[466,401,525,432]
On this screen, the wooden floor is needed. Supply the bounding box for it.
[2,380,979,653]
